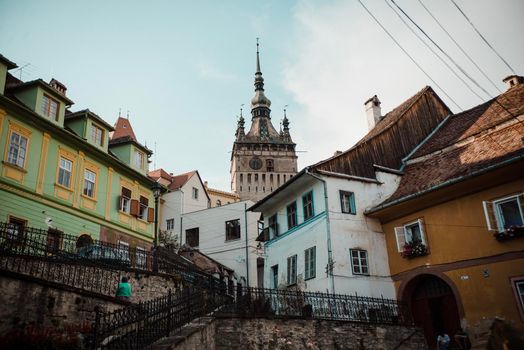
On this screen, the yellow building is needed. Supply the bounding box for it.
[367,76,524,348]
[204,181,240,207]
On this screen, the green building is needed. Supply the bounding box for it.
[0,53,157,252]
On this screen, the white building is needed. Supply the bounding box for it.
[250,86,451,297]
[180,201,262,287]
[148,169,210,240]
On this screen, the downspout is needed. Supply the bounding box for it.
[244,202,250,287]
[305,168,335,293]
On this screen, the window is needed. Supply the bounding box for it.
[247,174,252,184]
[46,229,62,254]
[134,150,144,169]
[483,194,524,231]
[91,124,104,146]
[303,191,314,221]
[269,214,279,238]
[41,94,59,120]
[83,169,96,198]
[58,157,73,188]
[287,202,297,229]
[139,196,149,220]
[225,219,241,241]
[304,246,316,280]
[7,217,26,241]
[136,246,147,268]
[271,265,279,288]
[120,187,132,213]
[186,227,199,247]
[266,159,274,172]
[340,191,356,214]
[394,219,428,252]
[192,187,198,199]
[350,249,369,275]
[117,240,130,261]
[166,218,174,230]
[515,280,524,315]
[7,132,28,168]
[240,174,243,183]
[287,255,297,285]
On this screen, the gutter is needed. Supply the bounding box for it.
[305,167,335,293]
[367,153,524,215]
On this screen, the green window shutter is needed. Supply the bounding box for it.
[349,193,356,214]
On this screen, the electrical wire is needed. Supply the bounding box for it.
[384,0,485,102]
[417,0,502,94]
[390,0,492,99]
[450,0,516,74]
[356,0,463,111]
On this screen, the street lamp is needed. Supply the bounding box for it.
[151,181,163,247]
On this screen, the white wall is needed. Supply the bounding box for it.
[181,201,262,287]
[260,170,401,298]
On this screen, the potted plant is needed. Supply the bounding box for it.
[493,225,524,242]
[401,239,428,259]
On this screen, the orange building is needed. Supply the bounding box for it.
[367,76,524,348]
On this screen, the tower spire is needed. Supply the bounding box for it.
[256,37,261,74]
[254,38,264,92]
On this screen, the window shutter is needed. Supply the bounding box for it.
[121,187,131,198]
[117,196,122,210]
[418,218,427,246]
[519,194,524,221]
[130,199,139,216]
[394,227,406,252]
[482,201,498,231]
[350,193,356,214]
[147,207,154,223]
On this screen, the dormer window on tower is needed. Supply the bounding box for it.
[91,124,104,146]
[134,150,144,169]
[41,94,59,120]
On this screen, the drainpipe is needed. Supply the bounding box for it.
[244,202,250,287]
[305,168,335,293]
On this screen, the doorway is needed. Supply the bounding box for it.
[404,274,461,349]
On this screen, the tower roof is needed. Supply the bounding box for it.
[251,40,271,109]
[111,117,137,142]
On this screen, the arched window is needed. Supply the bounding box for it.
[266,159,274,172]
[76,234,93,250]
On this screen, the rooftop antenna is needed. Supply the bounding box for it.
[126,110,129,119]
[154,142,157,169]
[118,108,122,118]
[15,63,31,80]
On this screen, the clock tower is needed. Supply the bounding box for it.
[230,42,298,202]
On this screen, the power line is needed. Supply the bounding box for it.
[356,0,463,111]
[390,0,492,100]
[384,0,485,102]
[450,0,516,75]
[417,0,502,94]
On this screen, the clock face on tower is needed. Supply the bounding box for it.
[249,157,263,170]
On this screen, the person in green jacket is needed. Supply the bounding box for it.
[116,276,132,301]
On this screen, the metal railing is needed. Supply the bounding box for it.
[217,287,412,325]
[0,223,225,296]
[92,287,231,349]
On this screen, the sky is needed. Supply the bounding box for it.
[1,0,523,190]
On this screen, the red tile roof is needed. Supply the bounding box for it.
[169,171,196,190]
[381,83,524,205]
[148,168,173,182]
[111,117,138,142]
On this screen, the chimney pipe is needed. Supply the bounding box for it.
[364,95,381,130]
[502,75,523,90]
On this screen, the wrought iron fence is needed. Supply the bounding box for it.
[0,223,226,296]
[216,287,412,325]
[92,287,231,349]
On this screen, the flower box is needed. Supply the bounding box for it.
[401,240,428,259]
[494,225,524,242]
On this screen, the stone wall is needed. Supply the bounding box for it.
[156,317,426,350]
[125,271,183,302]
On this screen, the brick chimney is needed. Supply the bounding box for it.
[49,78,67,95]
[364,95,381,130]
[502,75,523,90]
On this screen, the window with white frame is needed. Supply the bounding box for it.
[350,249,369,275]
[83,169,96,198]
[7,132,28,168]
[340,191,356,214]
[91,124,104,146]
[136,246,147,268]
[192,187,198,199]
[515,280,524,313]
[166,218,174,231]
[117,240,130,262]
[41,94,59,120]
[134,150,144,169]
[287,254,297,285]
[304,246,316,280]
[120,187,132,213]
[58,157,73,187]
[394,219,428,252]
[483,194,524,231]
[139,196,149,220]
